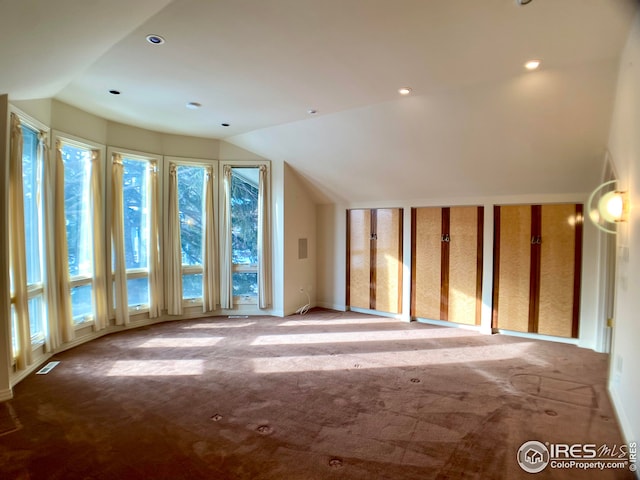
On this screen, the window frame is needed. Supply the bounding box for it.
[220,161,269,306]
[163,156,217,307]
[106,147,162,318]
[54,131,106,328]
[10,108,50,348]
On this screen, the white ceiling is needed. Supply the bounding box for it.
[1,0,637,203]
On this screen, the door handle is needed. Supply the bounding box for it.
[441,233,450,243]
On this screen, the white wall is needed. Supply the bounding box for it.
[282,163,317,315]
[317,192,602,346]
[606,10,640,447]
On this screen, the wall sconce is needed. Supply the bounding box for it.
[587,180,629,234]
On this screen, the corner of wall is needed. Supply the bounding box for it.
[0,94,12,398]
[283,163,317,316]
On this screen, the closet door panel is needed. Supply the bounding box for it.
[537,204,577,338]
[496,205,531,333]
[374,208,402,314]
[448,207,479,325]
[413,208,442,319]
[348,209,371,310]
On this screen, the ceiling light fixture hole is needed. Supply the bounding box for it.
[146,34,165,45]
[221,123,230,127]
[186,102,202,109]
[109,90,121,95]
[524,59,541,70]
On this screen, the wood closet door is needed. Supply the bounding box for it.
[492,204,582,338]
[373,209,403,314]
[347,209,371,310]
[347,208,403,314]
[448,207,483,325]
[537,204,582,338]
[411,207,442,320]
[492,205,532,333]
[411,206,483,324]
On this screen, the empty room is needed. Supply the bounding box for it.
[0,1,639,478]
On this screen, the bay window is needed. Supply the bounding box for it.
[110,151,161,324]
[60,142,94,324]
[177,164,205,300]
[8,112,47,369]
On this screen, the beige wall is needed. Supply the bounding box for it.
[606,11,640,445]
[316,204,346,311]
[283,163,317,315]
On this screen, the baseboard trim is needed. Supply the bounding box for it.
[0,388,13,402]
[608,384,637,448]
[316,302,346,311]
[348,307,402,320]
[416,317,484,333]
[494,328,579,346]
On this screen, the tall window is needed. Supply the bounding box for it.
[61,142,94,323]
[9,114,47,367]
[20,123,45,343]
[122,157,152,308]
[177,165,205,300]
[231,168,259,300]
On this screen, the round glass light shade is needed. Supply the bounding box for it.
[598,191,624,223]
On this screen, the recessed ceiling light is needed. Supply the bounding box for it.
[398,87,412,95]
[525,59,541,70]
[109,90,121,95]
[307,109,318,115]
[221,123,230,127]
[186,102,202,109]
[146,34,165,45]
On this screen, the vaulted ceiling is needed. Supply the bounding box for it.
[1,0,637,203]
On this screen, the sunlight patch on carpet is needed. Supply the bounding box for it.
[251,328,480,346]
[137,337,224,348]
[252,343,538,373]
[278,318,400,327]
[106,360,204,376]
[182,322,256,330]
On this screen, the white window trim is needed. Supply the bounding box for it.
[10,107,50,349]
[221,160,270,306]
[55,131,107,329]
[106,147,162,320]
